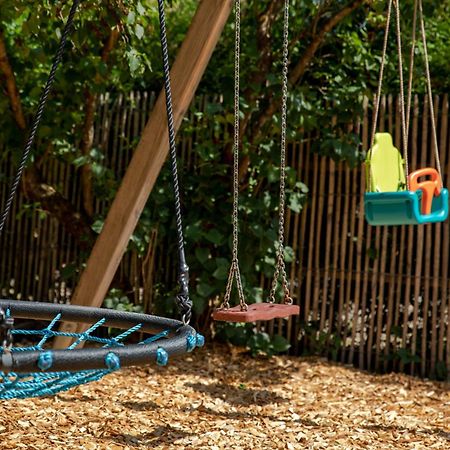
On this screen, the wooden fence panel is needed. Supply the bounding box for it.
[0,93,449,379]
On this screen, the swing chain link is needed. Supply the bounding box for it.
[222,0,248,312]
[269,0,293,306]
[0,308,14,352]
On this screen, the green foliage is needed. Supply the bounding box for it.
[434,361,448,382]
[103,288,143,313]
[216,323,291,357]
[299,321,342,360]
[394,348,421,365]
[0,0,196,183]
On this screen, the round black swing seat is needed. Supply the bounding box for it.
[0,300,203,399]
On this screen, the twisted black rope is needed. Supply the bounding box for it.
[0,0,81,236]
[0,308,13,350]
[157,0,192,324]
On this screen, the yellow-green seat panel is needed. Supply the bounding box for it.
[366,133,406,192]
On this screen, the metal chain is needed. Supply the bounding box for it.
[222,0,247,311]
[269,0,293,305]
[157,0,192,324]
[418,0,442,183]
[368,0,393,190]
[394,0,409,187]
[0,0,81,237]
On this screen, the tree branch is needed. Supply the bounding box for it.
[228,0,284,180]
[23,166,95,249]
[80,27,120,218]
[249,0,367,143]
[289,0,367,85]
[0,27,95,245]
[0,29,26,130]
[239,0,284,139]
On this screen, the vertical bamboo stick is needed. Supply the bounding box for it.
[348,96,369,365]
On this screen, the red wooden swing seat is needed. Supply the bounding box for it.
[212,302,300,323]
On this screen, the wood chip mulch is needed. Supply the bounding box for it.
[0,344,448,449]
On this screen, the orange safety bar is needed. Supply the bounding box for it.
[408,168,442,215]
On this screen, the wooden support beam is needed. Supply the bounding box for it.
[54,0,233,348]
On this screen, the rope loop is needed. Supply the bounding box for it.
[177,294,193,325]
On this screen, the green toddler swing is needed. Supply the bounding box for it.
[364,0,448,226]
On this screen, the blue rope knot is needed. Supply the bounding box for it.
[156,347,168,366]
[186,334,196,352]
[104,352,121,371]
[37,351,53,371]
[196,333,205,348]
[80,332,89,341]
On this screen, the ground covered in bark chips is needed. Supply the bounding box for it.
[0,345,448,449]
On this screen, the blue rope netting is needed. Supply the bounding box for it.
[0,310,176,399]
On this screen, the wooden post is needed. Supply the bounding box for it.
[54,0,233,348]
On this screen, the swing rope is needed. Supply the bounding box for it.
[418,0,442,181]
[405,0,418,138]
[0,0,81,235]
[369,0,442,191]
[0,0,192,326]
[157,0,192,323]
[393,0,409,187]
[0,0,81,351]
[369,0,393,188]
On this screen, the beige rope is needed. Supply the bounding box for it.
[405,0,418,140]
[393,0,409,187]
[369,0,393,152]
[418,0,442,184]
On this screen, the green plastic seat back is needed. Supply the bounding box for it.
[366,133,406,192]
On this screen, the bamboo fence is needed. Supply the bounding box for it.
[0,92,449,379]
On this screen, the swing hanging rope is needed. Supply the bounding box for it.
[157,0,192,324]
[417,0,442,180]
[0,0,81,234]
[369,0,442,191]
